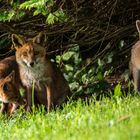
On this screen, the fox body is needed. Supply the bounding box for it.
[130,20,140,92]
[12,32,71,112]
[0,56,24,115]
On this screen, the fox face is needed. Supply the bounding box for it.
[12,32,49,88]
[0,71,21,104]
[12,33,46,69]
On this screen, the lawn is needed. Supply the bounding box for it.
[0,94,140,140]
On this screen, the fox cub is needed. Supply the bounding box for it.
[0,56,24,115]
[12,32,71,112]
[130,20,140,92]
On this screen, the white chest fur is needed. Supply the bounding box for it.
[20,63,49,88]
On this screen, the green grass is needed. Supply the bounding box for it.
[0,95,140,140]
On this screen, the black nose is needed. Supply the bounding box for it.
[30,62,34,67]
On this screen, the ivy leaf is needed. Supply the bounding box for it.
[62,51,75,61]
[65,64,74,71]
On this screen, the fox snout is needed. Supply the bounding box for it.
[24,55,35,68]
[29,62,34,67]
[26,61,35,68]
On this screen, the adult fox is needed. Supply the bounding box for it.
[130,20,140,92]
[12,32,71,112]
[0,56,24,115]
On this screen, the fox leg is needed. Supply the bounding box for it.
[9,103,18,115]
[133,67,140,92]
[0,103,8,114]
[26,87,32,112]
[129,61,133,79]
[45,84,54,112]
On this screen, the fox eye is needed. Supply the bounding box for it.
[34,51,39,55]
[3,84,9,92]
[23,52,27,56]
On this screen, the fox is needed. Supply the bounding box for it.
[130,20,140,92]
[0,56,24,115]
[12,32,71,112]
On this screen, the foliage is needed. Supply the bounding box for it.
[0,0,136,96]
[56,45,82,93]
[0,0,67,24]
[0,95,140,140]
[55,44,114,96]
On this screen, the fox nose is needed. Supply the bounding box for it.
[30,62,34,67]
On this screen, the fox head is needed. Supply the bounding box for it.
[0,71,22,104]
[12,32,46,68]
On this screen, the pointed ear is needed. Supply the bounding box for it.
[33,32,46,46]
[136,20,140,32]
[6,71,15,83]
[11,34,24,49]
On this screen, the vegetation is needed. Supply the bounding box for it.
[0,1,139,84]
[0,95,140,140]
[0,0,140,139]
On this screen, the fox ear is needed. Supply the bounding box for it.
[33,32,46,46]
[6,71,15,83]
[11,34,24,49]
[136,20,140,33]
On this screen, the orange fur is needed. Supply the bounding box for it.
[0,56,24,115]
[12,32,71,112]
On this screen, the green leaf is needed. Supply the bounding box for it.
[8,11,15,21]
[62,51,75,61]
[98,58,104,66]
[56,55,61,63]
[69,82,79,90]
[46,13,55,24]
[114,83,122,97]
[0,10,16,22]
[65,64,74,71]
[107,52,113,64]
[82,74,88,83]
[96,72,104,81]
[53,9,67,22]
[33,10,40,16]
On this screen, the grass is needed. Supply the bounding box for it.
[0,95,140,140]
